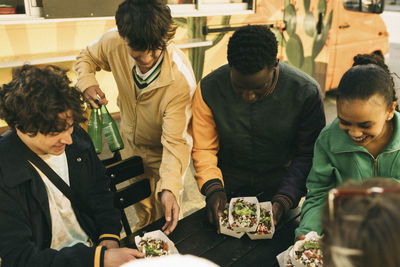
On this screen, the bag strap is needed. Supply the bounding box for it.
[22,146,91,215]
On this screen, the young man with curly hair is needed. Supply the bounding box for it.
[191,25,326,229]
[74,0,196,235]
[0,65,144,267]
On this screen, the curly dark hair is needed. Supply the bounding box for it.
[0,65,86,136]
[227,25,278,74]
[115,0,177,51]
[338,53,399,111]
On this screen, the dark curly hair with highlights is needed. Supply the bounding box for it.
[116,0,177,51]
[338,53,399,111]
[227,25,278,75]
[0,65,86,136]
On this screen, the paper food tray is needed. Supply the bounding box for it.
[134,230,179,257]
[289,232,323,267]
[247,201,275,240]
[229,196,260,232]
[219,204,245,239]
[276,245,294,267]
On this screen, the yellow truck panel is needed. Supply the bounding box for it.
[0,0,389,129]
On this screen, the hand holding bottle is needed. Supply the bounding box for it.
[84,85,108,108]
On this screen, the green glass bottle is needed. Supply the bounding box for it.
[100,105,124,152]
[87,108,102,154]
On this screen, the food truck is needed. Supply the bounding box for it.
[0,0,389,131]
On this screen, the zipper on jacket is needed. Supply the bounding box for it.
[336,146,400,178]
[133,95,140,146]
[374,148,400,177]
[335,150,377,178]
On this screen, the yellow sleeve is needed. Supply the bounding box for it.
[156,88,193,200]
[155,59,197,201]
[74,31,113,92]
[191,83,224,191]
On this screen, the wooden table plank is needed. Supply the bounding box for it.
[200,234,258,266]
[229,219,298,267]
[175,229,228,256]
[122,203,301,267]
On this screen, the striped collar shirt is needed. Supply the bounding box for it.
[133,52,164,90]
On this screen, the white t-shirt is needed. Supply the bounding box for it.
[30,152,91,250]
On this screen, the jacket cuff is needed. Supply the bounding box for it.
[201,178,224,197]
[155,184,181,204]
[94,246,106,267]
[98,234,120,244]
[272,193,294,214]
[75,75,99,93]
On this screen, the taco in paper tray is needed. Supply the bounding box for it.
[219,205,245,239]
[229,197,260,232]
[135,230,178,257]
[247,201,275,239]
[289,232,323,267]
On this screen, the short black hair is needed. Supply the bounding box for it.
[115,0,177,51]
[227,25,278,74]
[0,65,86,136]
[338,53,398,110]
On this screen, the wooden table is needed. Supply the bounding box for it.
[123,205,300,267]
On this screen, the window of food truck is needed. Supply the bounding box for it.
[168,0,254,17]
[0,0,254,20]
[343,0,384,13]
[0,0,43,21]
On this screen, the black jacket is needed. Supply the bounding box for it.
[0,126,121,267]
[200,63,325,206]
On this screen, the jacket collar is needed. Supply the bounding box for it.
[0,125,90,188]
[128,43,175,93]
[331,111,400,153]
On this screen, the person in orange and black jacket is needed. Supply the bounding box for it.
[0,65,144,267]
[191,25,326,228]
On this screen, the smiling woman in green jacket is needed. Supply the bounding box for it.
[296,53,400,238]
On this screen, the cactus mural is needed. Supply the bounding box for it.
[272,0,333,83]
[174,0,332,86]
[174,16,231,82]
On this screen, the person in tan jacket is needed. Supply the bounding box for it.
[74,0,196,235]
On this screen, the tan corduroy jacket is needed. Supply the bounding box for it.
[74,28,196,200]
